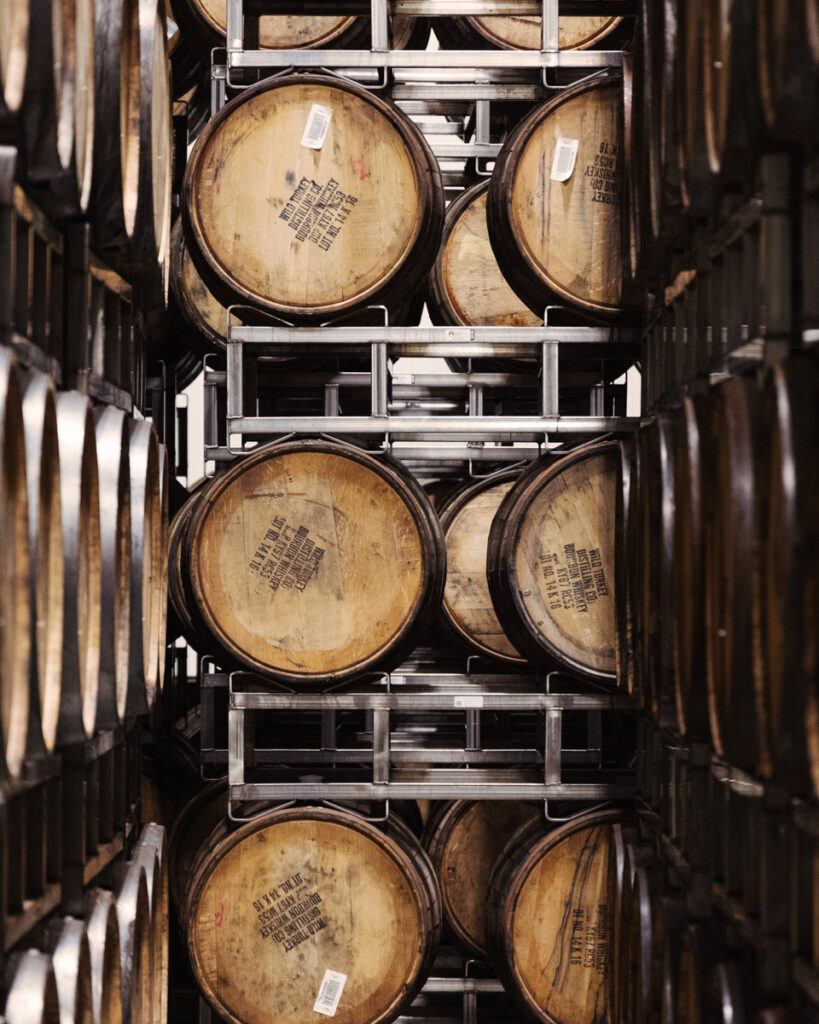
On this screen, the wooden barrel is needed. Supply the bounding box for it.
[128,0,171,316]
[0,0,29,117]
[185,805,441,1024]
[758,0,819,141]
[486,443,618,682]
[705,377,759,771]
[433,14,624,51]
[486,809,624,1024]
[438,471,526,666]
[115,860,153,1024]
[677,0,717,213]
[615,841,656,1024]
[659,0,685,214]
[90,0,141,254]
[182,73,444,325]
[168,780,230,911]
[0,351,30,779]
[426,179,540,331]
[55,393,101,743]
[21,370,63,757]
[154,444,170,696]
[705,959,752,1024]
[85,889,124,1024]
[637,416,678,730]
[615,438,636,693]
[93,407,132,730]
[184,439,445,686]
[670,396,711,741]
[754,355,819,789]
[20,0,95,216]
[674,922,719,1024]
[487,76,630,321]
[4,950,60,1024]
[127,420,161,714]
[167,483,207,648]
[48,918,94,1024]
[422,800,538,957]
[606,821,641,1021]
[134,824,169,1024]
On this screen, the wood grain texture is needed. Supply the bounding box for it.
[487,77,629,320]
[422,800,538,956]
[427,180,540,329]
[20,371,63,756]
[186,806,440,1024]
[115,861,153,1024]
[185,440,445,685]
[183,74,443,323]
[487,810,623,1024]
[487,444,618,681]
[468,15,620,50]
[439,472,525,664]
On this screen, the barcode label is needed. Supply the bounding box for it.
[301,104,333,150]
[313,970,347,1017]
[550,136,579,182]
[454,695,484,708]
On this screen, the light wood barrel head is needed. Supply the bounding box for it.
[488,810,622,1024]
[186,441,444,685]
[55,392,101,743]
[467,15,622,50]
[49,917,94,1024]
[0,0,29,113]
[488,76,628,319]
[115,861,153,1024]
[93,407,132,729]
[127,420,161,714]
[85,889,124,1024]
[183,0,358,48]
[487,443,618,681]
[440,472,526,664]
[72,0,96,211]
[702,0,731,176]
[427,180,540,329]
[21,370,63,756]
[4,950,60,1024]
[183,73,443,323]
[0,352,30,778]
[187,806,437,1024]
[423,800,538,956]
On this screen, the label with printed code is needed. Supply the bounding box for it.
[313,969,347,1017]
[301,104,333,150]
[550,137,579,182]
[454,695,484,708]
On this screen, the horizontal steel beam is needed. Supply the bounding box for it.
[230,690,632,710]
[230,781,635,800]
[230,325,639,345]
[227,414,638,435]
[245,0,631,13]
[228,47,624,69]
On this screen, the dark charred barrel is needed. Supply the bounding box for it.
[4,949,60,1024]
[183,440,445,687]
[754,354,819,791]
[758,0,819,142]
[426,179,540,332]
[486,809,626,1024]
[185,805,441,1024]
[21,370,63,758]
[93,407,132,730]
[85,889,124,1024]
[670,396,711,742]
[438,471,526,666]
[705,377,759,771]
[422,800,539,957]
[0,350,31,779]
[0,0,29,119]
[674,923,733,1024]
[182,73,444,325]
[90,0,142,254]
[115,860,153,1024]
[55,392,101,744]
[486,442,618,682]
[432,14,625,51]
[127,420,161,714]
[20,0,95,217]
[677,0,717,214]
[487,76,631,322]
[47,917,94,1024]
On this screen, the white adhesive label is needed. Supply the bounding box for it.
[313,970,347,1017]
[454,695,484,708]
[550,137,579,182]
[301,104,333,150]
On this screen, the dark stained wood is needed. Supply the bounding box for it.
[615,438,635,693]
[183,73,444,325]
[184,440,445,686]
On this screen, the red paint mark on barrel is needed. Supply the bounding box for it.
[351,155,366,181]
[215,903,224,927]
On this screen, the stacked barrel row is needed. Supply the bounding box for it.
[0,345,169,781]
[2,823,168,1024]
[0,0,174,369]
[618,349,819,793]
